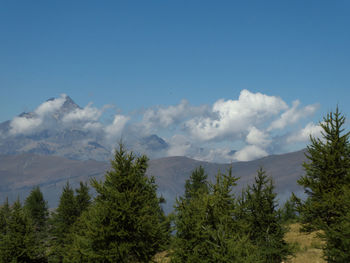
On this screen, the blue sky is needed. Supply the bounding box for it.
[1,1,350,161]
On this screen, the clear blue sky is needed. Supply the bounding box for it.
[1,0,349,122]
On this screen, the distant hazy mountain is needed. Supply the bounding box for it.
[0,149,307,213]
[0,96,168,161]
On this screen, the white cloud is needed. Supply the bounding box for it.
[83,122,104,132]
[192,148,233,163]
[35,94,66,117]
[9,116,42,135]
[105,115,129,141]
[166,135,192,157]
[9,94,67,135]
[62,103,102,123]
[268,100,319,131]
[5,90,320,163]
[142,100,210,133]
[286,122,322,143]
[233,145,268,162]
[246,126,271,147]
[185,89,288,141]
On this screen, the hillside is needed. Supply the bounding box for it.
[0,149,307,213]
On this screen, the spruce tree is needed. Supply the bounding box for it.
[67,144,168,263]
[24,186,49,232]
[75,181,91,217]
[0,200,39,263]
[172,167,260,263]
[24,186,49,262]
[242,168,291,263]
[184,166,209,200]
[297,107,350,230]
[280,196,298,224]
[296,108,350,262]
[49,182,77,263]
[321,185,350,262]
[0,198,10,236]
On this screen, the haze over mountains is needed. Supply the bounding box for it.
[0,95,309,212]
[0,95,168,161]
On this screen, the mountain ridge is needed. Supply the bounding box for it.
[0,149,307,213]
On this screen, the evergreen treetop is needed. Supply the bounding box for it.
[24,186,49,232]
[67,144,167,263]
[297,107,350,229]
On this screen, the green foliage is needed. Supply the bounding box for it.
[184,166,209,200]
[321,186,350,263]
[49,182,78,262]
[241,168,292,262]
[24,186,49,262]
[0,199,43,263]
[24,186,49,231]
[297,108,350,229]
[0,198,10,236]
[280,196,299,224]
[296,107,350,262]
[172,167,261,263]
[75,181,91,217]
[66,144,168,263]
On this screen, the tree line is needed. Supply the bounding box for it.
[0,108,349,262]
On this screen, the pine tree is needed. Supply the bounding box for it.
[0,200,39,263]
[0,198,10,236]
[49,182,77,263]
[296,108,350,262]
[75,181,91,217]
[280,196,298,224]
[184,166,209,200]
[24,186,49,262]
[67,144,168,263]
[297,107,350,230]
[172,167,260,263]
[24,186,49,232]
[321,185,350,262]
[242,168,291,263]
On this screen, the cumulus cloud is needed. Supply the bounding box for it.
[35,95,66,116]
[268,100,319,131]
[286,122,322,143]
[9,94,67,135]
[233,145,269,162]
[62,103,102,123]
[5,89,320,162]
[83,122,104,132]
[184,89,288,141]
[9,116,43,135]
[105,115,130,141]
[246,126,271,147]
[142,99,210,133]
[166,135,192,157]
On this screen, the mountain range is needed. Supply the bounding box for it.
[0,96,168,161]
[0,149,307,213]
[0,96,308,213]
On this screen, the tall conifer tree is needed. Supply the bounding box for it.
[75,181,91,217]
[296,108,350,262]
[172,167,260,263]
[0,200,40,263]
[67,144,168,263]
[24,186,49,232]
[242,168,291,262]
[49,182,77,263]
